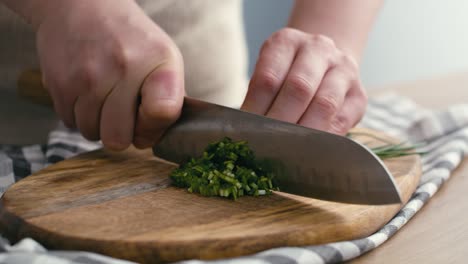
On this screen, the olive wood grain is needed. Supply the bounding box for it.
[0,128,421,264]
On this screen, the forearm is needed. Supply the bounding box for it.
[287,0,383,62]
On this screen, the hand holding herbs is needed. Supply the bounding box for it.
[169,138,278,200]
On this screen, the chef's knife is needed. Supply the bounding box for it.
[154,97,402,205]
[18,69,402,205]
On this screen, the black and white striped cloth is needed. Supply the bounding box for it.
[0,93,467,264]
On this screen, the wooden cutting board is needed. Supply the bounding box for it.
[0,129,421,264]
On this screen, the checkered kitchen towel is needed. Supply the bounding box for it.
[0,93,467,264]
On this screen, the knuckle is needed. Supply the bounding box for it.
[271,28,292,42]
[334,66,357,83]
[148,41,183,71]
[112,36,181,76]
[113,46,135,74]
[147,33,182,62]
[253,71,283,93]
[338,54,359,77]
[260,37,276,52]
[265,28,300,47]
[161,43,182,62]
[330,116,350,135]
[146,32,172,52]
[307,34,337,62]
[340,53,358,68]
[285,75,314,99]
[310,34,336,48]
[79,60,99,90]
[315,95,340,116]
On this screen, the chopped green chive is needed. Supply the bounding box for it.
[169,137,279,200]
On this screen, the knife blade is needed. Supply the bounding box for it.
[153,97,402,205]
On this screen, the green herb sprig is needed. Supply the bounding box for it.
[169,137,278,200]
[370,142,427,159]
[347,131,427,159]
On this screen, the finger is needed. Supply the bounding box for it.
[328,83,367,135]
[241,30,301,115]
[45,58,105,130]
[298,66,351,131]
[74,64,116,141]
[74,95,100,140]
[38,46,79,128]
[99,76,140,151]
[265,45,329,123]
[74,91,112,141]
[42,72,80,128]
[133,62,184,149]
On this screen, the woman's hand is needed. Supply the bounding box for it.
[242,28,367,135]
[35,0,184,150]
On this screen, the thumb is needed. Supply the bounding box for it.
[133,60,184,149]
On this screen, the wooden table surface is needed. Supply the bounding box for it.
[350,71,468,264]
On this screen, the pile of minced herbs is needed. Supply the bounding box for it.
[169,137,279,200]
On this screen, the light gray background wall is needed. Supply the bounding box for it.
[243,0,468,89]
